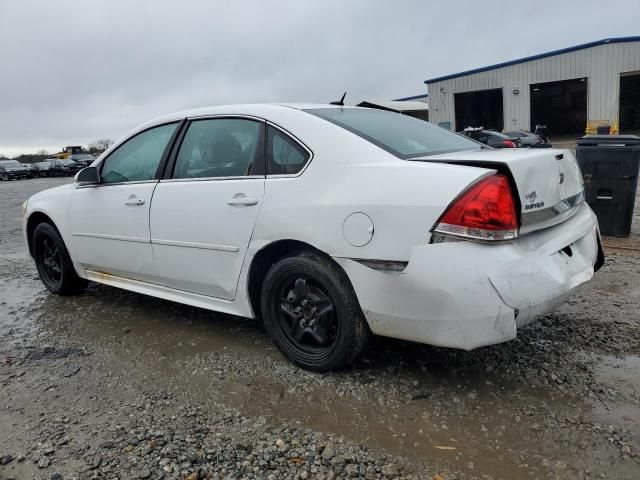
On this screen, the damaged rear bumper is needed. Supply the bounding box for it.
[335,203,601,350]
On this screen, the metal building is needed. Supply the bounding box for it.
[358,96,429,121]
[425,37,640,135]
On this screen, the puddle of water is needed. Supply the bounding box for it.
[31,285,604,478]
[592,355,640,430]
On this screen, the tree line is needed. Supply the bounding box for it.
[0,138,114,163]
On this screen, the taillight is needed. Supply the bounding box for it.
[502,140,516,148]
[432,174,519,242]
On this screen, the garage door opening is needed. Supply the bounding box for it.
[530,78,587,136]
[454,88,503,131]
[620,72,640,133]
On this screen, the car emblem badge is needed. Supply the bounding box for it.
[525,190,537,203]
[524,190,545,210]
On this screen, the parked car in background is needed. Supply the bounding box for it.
[33,160,53,177]
[0,159,30,180]
[504,130,552,148]
[21,163,37,178]
[23,104,603,371]
[48,159,83,177]
[460,128,521,148]
[68,153,96,167]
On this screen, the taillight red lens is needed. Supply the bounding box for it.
[502,140,516,148]
[433,174,519,242]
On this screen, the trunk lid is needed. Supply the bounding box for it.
[417,148,585,235]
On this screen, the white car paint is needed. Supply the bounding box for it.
[23,104,602,351]
[149,178,265,299]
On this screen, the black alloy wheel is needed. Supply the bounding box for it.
[277,275,339,354]
[33,222,87,295]
[261,251,369,371]
[37,234,62,285]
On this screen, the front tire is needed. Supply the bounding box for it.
[261,251,369,371]
[33,222,87,295]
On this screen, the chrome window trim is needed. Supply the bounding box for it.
[75,179,158,189]
[521,190,585,226]
[159,175,264,183]
[265,121,314,179]
[186,113,265,122]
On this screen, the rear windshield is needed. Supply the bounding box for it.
[305,108,480,158]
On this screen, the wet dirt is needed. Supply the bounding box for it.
[1,177,639,479]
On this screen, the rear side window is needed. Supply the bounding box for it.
[305,108,479,159]
[267,126,310,175]
[173,118,264,179]
[101,123,177,184]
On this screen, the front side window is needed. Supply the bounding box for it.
[267,126,310,175]
[173,118,263,179]
[101,123,177,184]
[305,108,480,159]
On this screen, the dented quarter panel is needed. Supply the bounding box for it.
[336,203,599,350]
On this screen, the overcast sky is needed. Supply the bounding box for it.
[1,0,638,156]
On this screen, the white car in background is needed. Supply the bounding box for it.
[22,104,604,371]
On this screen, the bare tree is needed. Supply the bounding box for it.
[35,149,49,156]
[88,138,114,154]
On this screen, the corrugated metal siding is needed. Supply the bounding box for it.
[427,41,640,131]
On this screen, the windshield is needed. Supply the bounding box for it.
[305,108,480,158]
[0,160,23,168]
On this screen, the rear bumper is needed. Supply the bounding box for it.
[336,203,601,350]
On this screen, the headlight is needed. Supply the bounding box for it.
[21,200,28,217]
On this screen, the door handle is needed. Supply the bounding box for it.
[124,196,145,206]
[227,195,259,206]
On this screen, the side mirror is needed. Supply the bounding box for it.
[75,166,100,186]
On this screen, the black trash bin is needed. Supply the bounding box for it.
[576,135,640,237]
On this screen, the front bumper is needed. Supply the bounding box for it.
[4,171,28,178]
[336,203,601,350]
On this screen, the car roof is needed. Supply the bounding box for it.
[139,103,358,128]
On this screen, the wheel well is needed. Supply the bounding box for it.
[247,240,324,318]
[26,212,56,256]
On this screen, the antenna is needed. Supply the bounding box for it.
[330,92,347,106]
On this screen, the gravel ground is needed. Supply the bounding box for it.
[1,177,639,480]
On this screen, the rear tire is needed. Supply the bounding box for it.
[33,222,87,295]
[261,251,369,371]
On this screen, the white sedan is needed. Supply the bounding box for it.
[23,104,604,371]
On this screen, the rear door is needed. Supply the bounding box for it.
[68,122,179,281]
[149,117,266,300]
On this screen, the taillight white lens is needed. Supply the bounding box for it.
[432,174,519,242]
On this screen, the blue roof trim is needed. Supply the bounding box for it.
[393,93,428,101]
[424,36,640,84]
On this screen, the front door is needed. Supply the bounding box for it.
[68,122,179,281]
[149,117,265,299]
